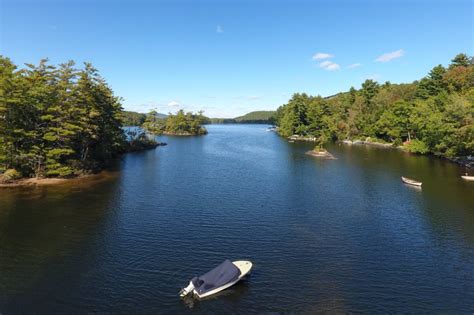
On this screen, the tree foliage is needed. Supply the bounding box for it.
[276,53,474,158]
[234,111,276,123]
[122,111,147,126]
[0,56,125,177]
[142,109,207,135]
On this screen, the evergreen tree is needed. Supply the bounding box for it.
[416,65,447,98]
[450,53,471,67]
[0,57,128,179]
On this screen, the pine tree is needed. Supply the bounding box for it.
[450,53,471,67]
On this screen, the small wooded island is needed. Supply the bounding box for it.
[142,109,208,136]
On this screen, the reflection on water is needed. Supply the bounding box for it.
[0,171,121,308]
[181,279,251,310]
[0,125,473,313]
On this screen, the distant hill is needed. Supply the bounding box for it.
[235,111,276,123]
[210,110,276,124]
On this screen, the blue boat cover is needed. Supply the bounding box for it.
[191,260,241,295]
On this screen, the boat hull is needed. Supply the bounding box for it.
[401,176,422,186]
[194,261,252,299]
[461,175,474,181]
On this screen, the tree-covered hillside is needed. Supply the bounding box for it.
[275,53,473,158]
[210,110,276,124]
[235,111,276,123]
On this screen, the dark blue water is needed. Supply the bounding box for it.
[1,124,473,313]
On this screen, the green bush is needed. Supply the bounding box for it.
[0,169,22,183]
[406,139,429,154]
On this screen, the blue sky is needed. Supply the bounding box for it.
[1,0,472,117]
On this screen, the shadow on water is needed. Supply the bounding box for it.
[0,170,122,313]
[181,279,251,311]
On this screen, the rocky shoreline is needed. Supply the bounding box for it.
[0,140,165,188]
[305,149,337,160]
[163,131,208,136]
[341,139,473,169]
[126,140,167,152]
[286,134,472,169]
[0,171,118,188]
[288,135,318,142]
[342,139,396,148]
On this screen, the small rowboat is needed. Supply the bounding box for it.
[401,176,422,186]
[461,175,474,181]
[179,259,252,299]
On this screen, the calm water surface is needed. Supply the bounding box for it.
[1,124,473,313]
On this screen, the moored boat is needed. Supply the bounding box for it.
[179,259,252,299]
[401,176,422,186]
[461,175,474,181]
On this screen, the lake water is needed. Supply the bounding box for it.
[1,124,473,313]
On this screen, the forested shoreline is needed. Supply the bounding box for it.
[0,57,157,183]
[275,54,473,160]
[1,54,472,183]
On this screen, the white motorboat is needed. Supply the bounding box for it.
[461,175,474,181]
[401,176,422,186]
[179,260,252,299]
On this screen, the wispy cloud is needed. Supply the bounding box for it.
[347,63,362,69]
[319,60,340,71]
[375,49,404,62]
[247,95,261,100]
[167,101,181,107]
[319,61,332,67]
[216,25,224,34]
[312,52,334,60]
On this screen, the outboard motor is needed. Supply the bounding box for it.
[179,281,195,297]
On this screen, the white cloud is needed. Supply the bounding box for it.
[347,63,362,69]
[325,63,340,71]
[216,25,224,33]
[319,61,340,71]
[167,101,181,107]
[312,52,334,60]
[375,49,405,62]
[319,60,332,67]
